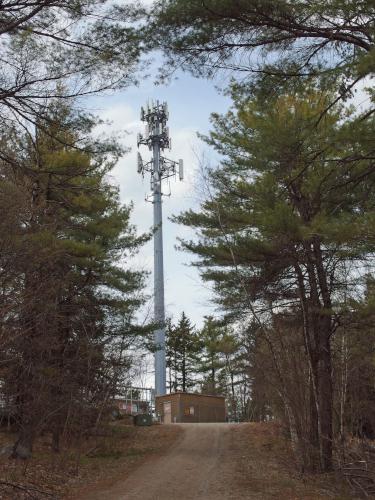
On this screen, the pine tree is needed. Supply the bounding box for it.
[144,1,374,95]
[142,0,375,202]
[218,330,244,420]
[166,312,201,392]
[0,2,142,128]
[0,102,147,458]
[173,82,375,471]
[166,318,179,392]
[197,317,225,396]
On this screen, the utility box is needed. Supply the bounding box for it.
[156,392,226,424]
[134,414,152,426]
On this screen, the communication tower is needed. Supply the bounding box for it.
[137,101,184,396]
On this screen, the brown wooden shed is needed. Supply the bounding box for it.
[155,392,226,424]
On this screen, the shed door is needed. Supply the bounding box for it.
[163,402,171,424]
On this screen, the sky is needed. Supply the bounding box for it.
[86,59,373,333]
[85,0,374,334]
[89,67,232,329]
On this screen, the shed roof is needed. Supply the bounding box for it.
[156,392,225,399]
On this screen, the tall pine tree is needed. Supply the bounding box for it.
[173,81,375,471]
[166,312,201,392]
[0,102,147,458]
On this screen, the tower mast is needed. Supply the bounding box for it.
[137,101,184,396]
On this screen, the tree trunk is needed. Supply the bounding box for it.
[295,244,333,472]
[339,332,348,441]
[317,324,333,471]
[230,371,236,420]
[169,366,172,393]
[313,239,334,471]
[182,353,186,392]
[309,359,320,470]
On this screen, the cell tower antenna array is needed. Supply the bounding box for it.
[137,101,184,396]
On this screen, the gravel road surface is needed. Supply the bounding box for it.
[84,423,241,500]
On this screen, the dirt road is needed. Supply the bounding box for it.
[78,423,352,500]
[83,423,243,500]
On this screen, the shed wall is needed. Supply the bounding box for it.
[156,393,225,423]
[156,394,181,424]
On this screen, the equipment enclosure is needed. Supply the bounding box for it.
[156,392,226,424]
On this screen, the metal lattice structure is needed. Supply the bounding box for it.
[137,101,183,396]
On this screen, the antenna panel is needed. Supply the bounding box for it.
[179,159,184,181]
[137,152,143,173]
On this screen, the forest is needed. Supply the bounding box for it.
[0,0,374,497]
